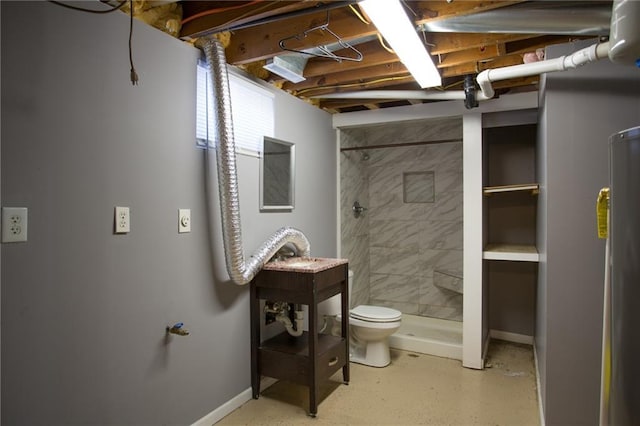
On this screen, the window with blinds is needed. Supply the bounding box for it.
[196,61,274,155]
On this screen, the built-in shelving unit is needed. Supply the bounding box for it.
[482,113,539,345]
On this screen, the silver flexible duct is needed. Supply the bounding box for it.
[196,36,311,285]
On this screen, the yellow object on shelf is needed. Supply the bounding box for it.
[597,187,610,239]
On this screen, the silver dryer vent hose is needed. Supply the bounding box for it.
[196,37,311,285]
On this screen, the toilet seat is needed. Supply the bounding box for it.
[350,305,402,323]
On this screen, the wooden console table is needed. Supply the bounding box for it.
[250,257,349,417]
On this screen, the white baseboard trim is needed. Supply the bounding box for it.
[490,329,534,345]
[533,340,545,426]
[191,377,278,426]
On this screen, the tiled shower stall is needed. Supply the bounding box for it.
[340,117,464,321]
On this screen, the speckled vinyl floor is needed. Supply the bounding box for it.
[216,340,540,425]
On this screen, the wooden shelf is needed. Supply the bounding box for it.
[483,183,539,195]
[483,244,539,262]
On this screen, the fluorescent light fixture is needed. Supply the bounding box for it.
[359,0,441,88]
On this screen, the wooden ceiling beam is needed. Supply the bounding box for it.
[297,75,417,97]
[414,0,526,24]
[441,62,479,78]
[225,7,376,65]
[284,61,408,92]
[181,1,312,39]
[436,44,503,69]
[505,35,591,55]
[428,33,539,55]
[437,36,590,77]
[492,76,539,90]
[320,99,383,110]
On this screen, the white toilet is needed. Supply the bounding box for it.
[321,270,402,368]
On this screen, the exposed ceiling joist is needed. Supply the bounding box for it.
[175,0,613,114]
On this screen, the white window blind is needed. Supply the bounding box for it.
[196,62,274,155]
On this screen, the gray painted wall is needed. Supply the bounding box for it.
[537,40,640,425]
[1,2,336,425]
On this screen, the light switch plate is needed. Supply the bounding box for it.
[178,209,191,233]
[2,207,28,243]
[114,206,130,234]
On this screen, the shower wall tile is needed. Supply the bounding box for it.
[366,133,463,321]
[435,171,463,193]
[340,129,370,299]
[351,259,370,308]
[431,143,463,171]
[420,304,463,321]
[433,269,464,294]
[368,167,403,207]
[363,117,462,147]
[420,220,463,250]
[427,192,463,222]
[342,234,369,270]
[369,299,419,315]
[341,118,464,322]
[370,273,419,302]
[369,219,421,248]
[340,128,366,149]
[420,249,463,273]
[370,246,421,276]
[342,207,368,238]
[419,281,463,307]
[369,199,429,222]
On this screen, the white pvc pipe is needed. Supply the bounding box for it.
[311,90,490,101]
[277,310,305,337]
[311,42,610,106]
[477,41,610,99]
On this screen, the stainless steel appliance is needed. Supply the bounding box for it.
[601,126,640,425]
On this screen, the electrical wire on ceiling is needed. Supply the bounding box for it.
[47,0,138,85]
[181,0,262,25]
[349,3,394,55]
[48,0,127,14]
[213,1,278,32]
[295,74,413,96]
[348,4,369,24]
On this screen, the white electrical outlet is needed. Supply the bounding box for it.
[178,209,191,233]
[2,207,28,243]
[114,206,130,234]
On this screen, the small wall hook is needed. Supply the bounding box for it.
[166,322,190,336]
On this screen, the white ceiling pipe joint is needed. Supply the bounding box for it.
[477,41,610,99]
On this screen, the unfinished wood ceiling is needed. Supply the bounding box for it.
[176,1,612,113]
